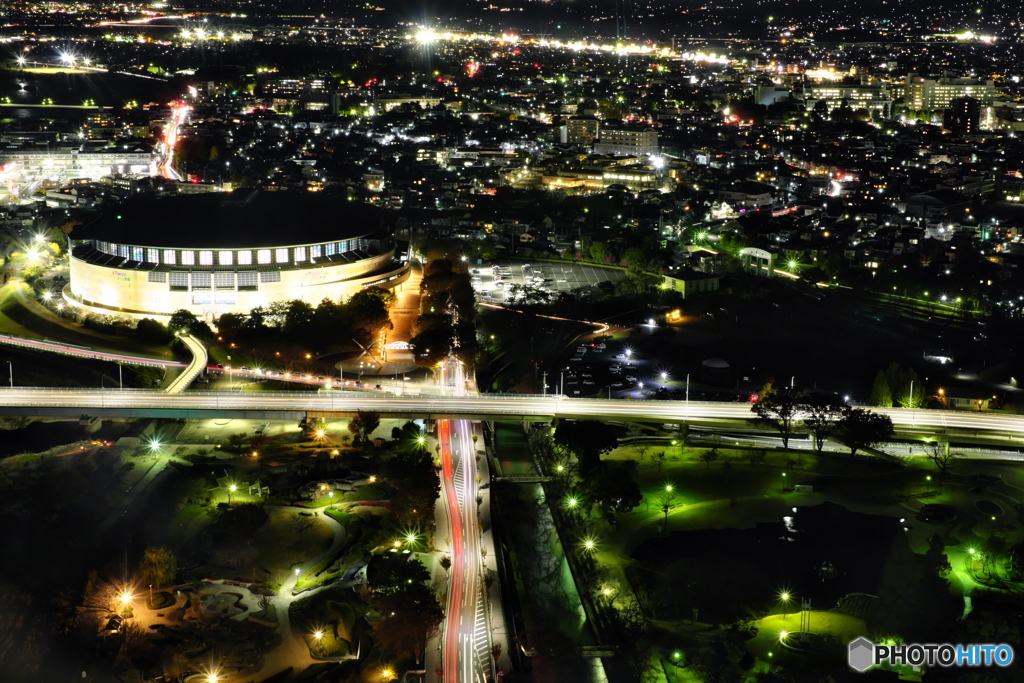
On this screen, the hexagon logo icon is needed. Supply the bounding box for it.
[848,637,875,672]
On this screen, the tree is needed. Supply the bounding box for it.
[135,318,173,344]
[834,408,894,456]
[750,386,801,448]
[348,410,381,445]
[870,370,893,407]
[553,420,618,475]
[746,449,766,467]
[653,451,666,473]
[926,439,958,483]
[801,393,847,453]
[586,464,643,514]
[368,557,444,664]
[699,447,719,469]
[290,513,317,539]
[167,309,200,335]
[137,546,176,589]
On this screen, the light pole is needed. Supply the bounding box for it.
[686,373,690,403]
[6,360,11,388]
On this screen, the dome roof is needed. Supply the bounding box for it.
[701,357,730,369]
[74,190,381,249]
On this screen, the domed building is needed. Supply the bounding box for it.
[65,190,409,319]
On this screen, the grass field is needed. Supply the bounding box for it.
[0,283,172,358]
[252,509,334,577]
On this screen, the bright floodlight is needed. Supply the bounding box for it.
[17,55,26,65]
[416,28,437,43]
[650,155,665,169]
[582,538,596,551]
[406,533,416,543]
[779,631,789,641]
[42,291,52,301]
[665,484,674,492]
[148,438,161,451]
[315,429,326,438]
[60,52,74,64]
[119,590,133,604]
[780,592,790,601]
[566,497,578,508]
[313,630,323,639]
[789,260,799,269]
[229,484,237,492]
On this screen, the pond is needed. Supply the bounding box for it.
[631,502,900,623]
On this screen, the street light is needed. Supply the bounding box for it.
[779,591,792,617]
[228,483,237,504]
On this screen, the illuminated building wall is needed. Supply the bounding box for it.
[68,247,407,319]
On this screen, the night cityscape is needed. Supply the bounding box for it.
[1,0,1024,682]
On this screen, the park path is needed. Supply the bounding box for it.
[233,506,347,682]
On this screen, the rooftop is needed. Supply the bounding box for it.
[74,191,383,249]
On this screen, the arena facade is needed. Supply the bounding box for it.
[65,190,409,319]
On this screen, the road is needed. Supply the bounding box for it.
[437,359,493,683]
[0,389,1022,438]
[0,331,187,369]
[159,104,189,180]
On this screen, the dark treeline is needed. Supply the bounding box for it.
[410,259,477,368]
[212,287,395,353]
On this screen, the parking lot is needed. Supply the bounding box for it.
[470,259,626,302]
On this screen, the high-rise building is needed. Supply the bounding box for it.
[561,116,600,146]
[943,97,982,134]
[593,127,659,157]
[903,73,1002,111]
